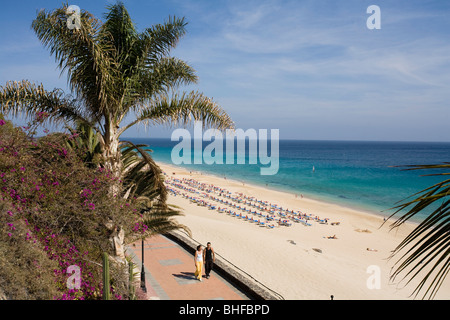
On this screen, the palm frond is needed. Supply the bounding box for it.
[108,11,191,117]
[142,203,191,238]
[125,203,191,244]
[31,4,118,116]
[101,1,138,60]
[120,91,235,136]
[130,57,198,103]
[387,163,450,299]
[119,139,191,240]
[99,1,139,117]
[141,15,187,66]
[120,140,168,205]
[0,80,91,126]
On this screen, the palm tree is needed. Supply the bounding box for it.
[0,2,234,183]
[386,163,450,299]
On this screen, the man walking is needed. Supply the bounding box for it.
[203,242,215,279]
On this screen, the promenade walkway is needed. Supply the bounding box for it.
[126,234,251,300]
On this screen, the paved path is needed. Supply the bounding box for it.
[126,234,250,300]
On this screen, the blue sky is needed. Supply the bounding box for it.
[1,0,450,141]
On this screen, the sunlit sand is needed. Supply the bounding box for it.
[159,162,450,300]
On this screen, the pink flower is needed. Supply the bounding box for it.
[36,111,49,122]
[0,119,6,126]
[58,148,68,157]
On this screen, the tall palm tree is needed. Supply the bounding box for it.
[387,163,450,299]
[0,2,233,260]
[0,2,234,183]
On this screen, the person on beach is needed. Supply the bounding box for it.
[194,245,203,281]
[203,242,215,279]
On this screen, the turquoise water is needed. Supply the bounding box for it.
[129,138,450,222]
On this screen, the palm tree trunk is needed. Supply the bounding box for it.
[102,114,123,185]
[102,114,126,261]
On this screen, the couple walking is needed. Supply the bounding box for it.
[194,242,215,281]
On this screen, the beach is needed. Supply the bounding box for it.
[158,162,450,300]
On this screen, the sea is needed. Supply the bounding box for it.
[127,137,450,223]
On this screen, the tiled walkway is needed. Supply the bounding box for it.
[126,234,250,300]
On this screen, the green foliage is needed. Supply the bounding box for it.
[62,121,192,242]
[387,163,450,299]
[0,119,142,299]
[0,2,234,176]
[65,121,103,167]
[0,0,228,299]
[120,140,192,242]
[0,201,60,300]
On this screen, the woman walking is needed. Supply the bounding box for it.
[194,245,203,281]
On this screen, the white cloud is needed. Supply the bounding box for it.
[2,0,449,141]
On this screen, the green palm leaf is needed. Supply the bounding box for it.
[0,80,91,127]
[32,4,118,115]
[121,91,234,136]
[120,140,167,204]
[119,140,191,241]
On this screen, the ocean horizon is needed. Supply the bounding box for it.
[127,137,450,223]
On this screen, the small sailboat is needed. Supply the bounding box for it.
[312,166,315,173]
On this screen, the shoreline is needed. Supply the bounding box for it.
[156,160,417,227]
[157,161,450,299]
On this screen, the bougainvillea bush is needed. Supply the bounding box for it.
[0,116,144,299]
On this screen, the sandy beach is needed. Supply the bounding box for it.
[158,162,450,300]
